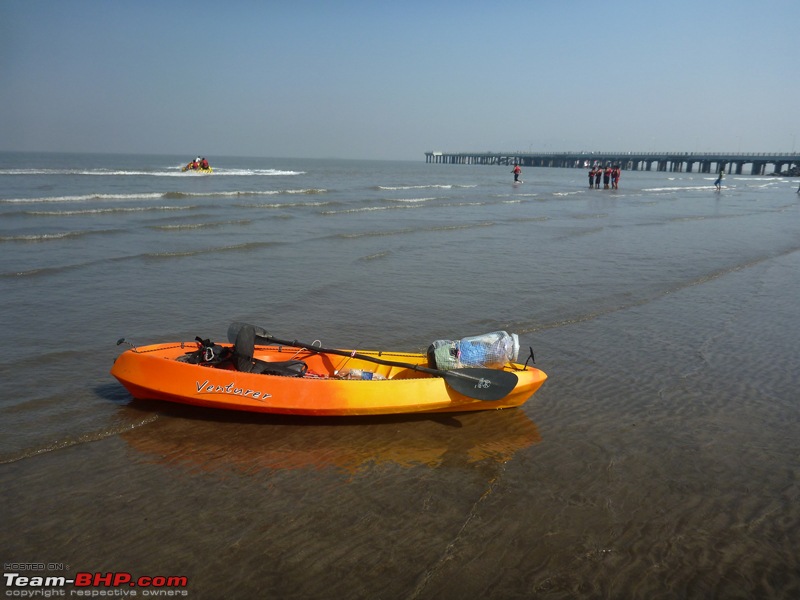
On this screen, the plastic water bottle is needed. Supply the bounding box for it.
[343,369,385,380]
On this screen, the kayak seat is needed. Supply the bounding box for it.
[251,358,308,377]
[233,323,307,377]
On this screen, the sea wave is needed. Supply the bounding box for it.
[376,184,476,191]
[359,251,392,261]
[149,219,252,231]
[321,204,424,215]
[22,206,195,216]
[332,220,495,240]
[2,261,93,278]
[1,239,281,277]
[211,188,327,197]
[212,168,304,176]
[239,200,336,209]
[0,228,123,242]
[0,167,303,177]
[641,185,721,192]
[318,196,487,215]
[142,241,279,259]
[1,192,165,204]
[0,414,160,465]
[392,197,438,203]
[1,189,327,204]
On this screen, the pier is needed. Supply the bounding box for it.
[425,151,800,175]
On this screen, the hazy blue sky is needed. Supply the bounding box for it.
[2,0,797,160]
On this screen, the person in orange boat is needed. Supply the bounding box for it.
[200,157,210,170]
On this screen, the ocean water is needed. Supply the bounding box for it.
[1,152,799,598]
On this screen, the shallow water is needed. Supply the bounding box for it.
[2,153,799,598]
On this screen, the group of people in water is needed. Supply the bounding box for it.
[588,165,621,189]
[511,164,799,193]
[511,163,622,188]
[183,156,211,171]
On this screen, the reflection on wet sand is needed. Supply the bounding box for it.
[121,401,541,475]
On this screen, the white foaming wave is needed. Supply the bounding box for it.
[0,168,123,176]
[213,168,304,176]
[1,189,325,204]
[0,167,303,177]
[322,204,423,215]
[27,206,192,216]
[163,167,305,177]
[641,185,719,192]
[394,197,437,203]
[1,231,85,242]
[1,168,192,177]
[285,188,326,194]
[378,184,455,190]
[212,188,327,197]
[1,192,164,204]
[245,200,333,209]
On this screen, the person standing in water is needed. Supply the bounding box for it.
[603,166,612,189]
[512,163,522,183]
[714,169,724,191]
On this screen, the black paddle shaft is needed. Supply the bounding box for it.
[265,334,518,402]
[226,323,518,401]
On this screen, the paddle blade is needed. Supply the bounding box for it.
[443,368,519,401]
[227,322,270,344]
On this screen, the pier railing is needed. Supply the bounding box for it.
[424,151,800,175]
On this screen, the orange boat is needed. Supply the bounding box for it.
[110,323,547,416]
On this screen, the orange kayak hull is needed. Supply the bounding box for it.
[110,342,547,416]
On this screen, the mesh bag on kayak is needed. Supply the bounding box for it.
[426,331,520,370]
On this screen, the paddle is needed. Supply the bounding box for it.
[226,322,518,402]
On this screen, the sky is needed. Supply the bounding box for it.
[1,0,798,161]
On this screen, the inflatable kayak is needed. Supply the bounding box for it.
[110,323,547,416]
